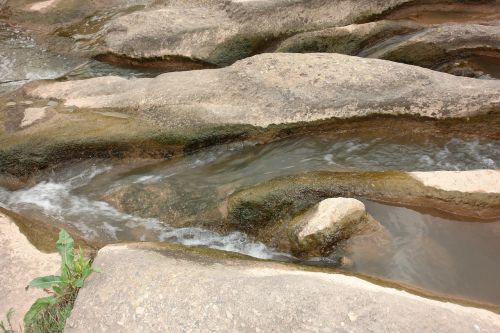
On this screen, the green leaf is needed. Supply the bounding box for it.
[56,229,74,273]
[26,275,62,290]
[23,296,57,324]
[52,286,64,296]
[75,277,85,288]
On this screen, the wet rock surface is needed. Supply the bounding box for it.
[227,170,500,235]
[277,20,500,78]
[276,20,425,55]
[368,23,500,71]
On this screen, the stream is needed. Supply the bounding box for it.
[1,133,499,305]
[2,7,500,310]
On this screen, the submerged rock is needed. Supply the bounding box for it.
[290,198,381,257]
[64,242,500,332]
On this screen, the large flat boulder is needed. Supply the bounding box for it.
[29,53,500,125]
[98,0,413,65]
[65,242,500,332]
[3,53,499,177]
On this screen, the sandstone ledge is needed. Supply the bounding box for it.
[65,242,500,332]
[410,170,500,194]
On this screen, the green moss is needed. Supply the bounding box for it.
[208,32,287,66]
[1,104,499,180]
[0,207,101,253]
[227,170,500,235]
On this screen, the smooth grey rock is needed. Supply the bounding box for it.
[296,198,367,241]
[410,170,500,194]
[290,198,381,256]
[65,243,500,333]
[30,53,500,128]
[100,0,414,64]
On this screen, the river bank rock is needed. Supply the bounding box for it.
[2,53,500,177]
[95,0,414,65]
[383,1,500,25]
[28,53,500,122]
[410,170,500,193]
[64,242,500,332]
[368,23,500,70]
[276,20,424,55]
[276,20,500,77]
[289,198,381,257]
[278,21,500,78]
[0,212,59,329]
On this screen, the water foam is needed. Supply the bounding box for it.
[0,164,282,260]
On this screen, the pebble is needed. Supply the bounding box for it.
[20,100,33,105]
[5,102,16,107]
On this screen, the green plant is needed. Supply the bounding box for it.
[23,230,99,333]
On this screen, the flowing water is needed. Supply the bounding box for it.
[0,22,164,96]
[0,23,78,95]
[1,133,499,304]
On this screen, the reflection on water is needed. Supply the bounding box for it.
[341,200,500,305]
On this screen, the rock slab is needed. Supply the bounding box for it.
[410,169,500,193]
[0,213,59,329]
[30,53,500,128]
[65,243,500,333]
